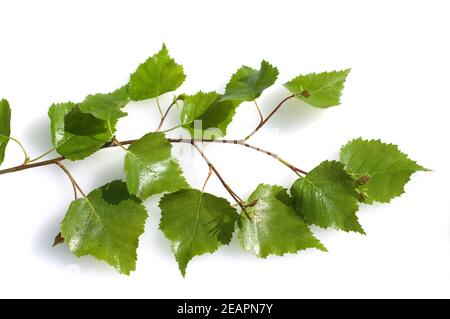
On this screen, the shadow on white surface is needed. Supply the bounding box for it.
[262,86,323,134]
[22,114,53,153]
[33,214,117,275]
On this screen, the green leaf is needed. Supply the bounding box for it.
[109,84,130,101]
[283,69,350,108]
[238,184,326,258]
[48,102,113,160]
[290,160,364,233]
[129,44,186,101]
[0,99,11,165]
[64,106,109,136]
[159,189,238,276]
[78,92,128,125]
[61,180,148,275]
[124,132,189,200]
[340,138,428,203]
[180,91,240,138]
[222,60,278,101]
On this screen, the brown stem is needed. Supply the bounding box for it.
[190,141,243,206]
[0,138,307,176]
[0,156,65,175]
[171,138,307,175]
[243,95,295,141]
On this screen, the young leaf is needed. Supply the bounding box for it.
[290,160,364,233]
[180,91,240,138]
[284,69,350,108]
[340,138,428,203]
[60,180,148,275]
[129,44,186,101]
[221,60,279,101]
[48,102,112,160]
[237,184,326,258]
[159,189,238,276]
[0,99,11,165]
[124,132,189,200]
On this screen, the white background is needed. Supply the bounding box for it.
[0,0,449,298]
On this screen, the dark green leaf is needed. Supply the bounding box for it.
[64,106,109,136]
[290,161,364,233]
[340,138,428,203]
[222,60,278,101]
[180,91,240,138]
[48,102,112,160]
[159,189,238,276]
[238,184,326,258]
[61,180,148,275]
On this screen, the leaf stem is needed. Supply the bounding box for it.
[253,100,264,124]
[6,136,30,164]
[190,141,244,207]
[112,138,128,152]
[201,167,213,192]
[161,124,182,133]
[243,95,295,141]
[54,161,86,197]
[156,100,177,132]
[156,96,163,118]
[27,147,56,164]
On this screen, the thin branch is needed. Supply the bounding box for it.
[190,141,243,206]
[0,138,308,176]
[172,138,307,175]
[0,156,65,175]
[243,95,295,141]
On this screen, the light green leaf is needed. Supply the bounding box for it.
[222,60,278,101]
[180,91,240,138]
[0,99,11,165]
[283,69,350,108]
[78,92,128,126]
[129,44,186,101]
[290,160,364,233]
[61,180,148,275]
[238,184,326,258]
[48,102,112,160]
[124,132,189,200]
[109,84,130,101]
[159,189,238,276]
[340,138,428,203]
